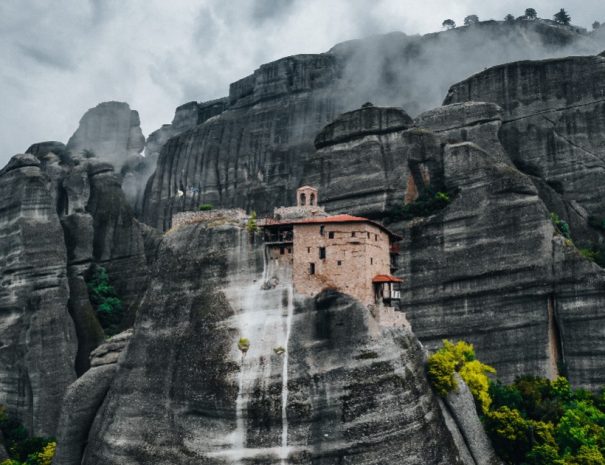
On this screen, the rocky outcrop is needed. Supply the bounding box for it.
[0,144,150,434]
[398,141,605,388]
[300,101,605,389]
[0,154,77,436]
[314,103,413,149]
[141,54,344,230]
[444,54,605,218]
[66,102,145,167]
[54,330,132,465]
[442,374,501,465]
[74,223,469,464]
[138,98,229,214]
[141,21,605,230]
[303,106,441,217]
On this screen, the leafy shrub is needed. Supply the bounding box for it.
[86,266,124,336]
[427,340,495,412]
[551,212,572,240]
[238,337,250,353]
[198,203,213,211]
[0,406,55,465]
[246,211,258,234]
[386,189,454,222]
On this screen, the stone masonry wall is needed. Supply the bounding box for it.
[292,222,391,304]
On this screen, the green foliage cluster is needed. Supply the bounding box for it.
[554,8,572,25]
[551,213,572,240]
[386,190,453,222]
[238,337,250,353]
[427,340,496,413]
[198,203,213,211]
[427,341,605,464]
[0,406,55,465]
[86,266,123,336]
[246,211,258,234]
[486,376,605,464]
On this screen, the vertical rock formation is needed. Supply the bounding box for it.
[141,54,343,230]
[66,102,145,168]
[76,222,468,464]
[0,154,77,436]
[443,54,605,218]
[53,330,132,465]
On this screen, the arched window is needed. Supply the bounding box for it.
[300,193,307,206]
[310,193,316,206]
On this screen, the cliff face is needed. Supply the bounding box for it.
[141,54,344,230]
[141,22,605,231]
[444,55,605,218]
[0,146,149,435]
[0,154,77,436]
[73,223,468,465]
[301,99,605,389]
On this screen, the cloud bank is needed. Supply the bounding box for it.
[1,0,605,166]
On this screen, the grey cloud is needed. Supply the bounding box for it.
[1,0,605,167]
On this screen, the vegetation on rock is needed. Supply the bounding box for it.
[238,337,250,354]
[0,406,55,465]
[428,341,605,464]
[551,213,572,240]
[442,19,456,29]
[427,340,495,413]
[554,9,572,25]
[198,203,213,211]
[385,189,453,222]
[86,266,124,336]
[246,211,258,234]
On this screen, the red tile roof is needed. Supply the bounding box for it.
[290,214,402,241]
[372,274,403,283]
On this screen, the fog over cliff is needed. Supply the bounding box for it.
[1,0,605,166]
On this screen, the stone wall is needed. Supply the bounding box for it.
[273,205,326,220]
[171,209,247,229]
[292,222,391,304]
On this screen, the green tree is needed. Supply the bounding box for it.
[442,19,456,29]
[464,15,479,26]
[525,8,538,20]
[485,406,533,463]
[554,9,572,25]
[505,14,516,22]
[593,21,601,30]
[87,266,124,335]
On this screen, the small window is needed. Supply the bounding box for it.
[337,260,342,266]
[370,257,373,265]
[288,247,292,254]
[328,231,335,239]
[307,247,311,253]
[375,234,378,241]
[367,232,370,238]
[309,262,315,274]
[280,247,285,255]
[320,225,325,236]
[319,247,326,259]
[351,232,356,237]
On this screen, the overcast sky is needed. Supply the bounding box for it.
[1,0,605,166]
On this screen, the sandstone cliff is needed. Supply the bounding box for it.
[0,146,149,435]
[0,154,77,436]
[141,21,605,231]
[66,222,473,465]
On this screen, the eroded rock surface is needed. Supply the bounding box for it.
[54,330,132,465]
[78,224,468,465]
[444,54,605,218]
[141,21,605,230]
[0,154,77,436]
